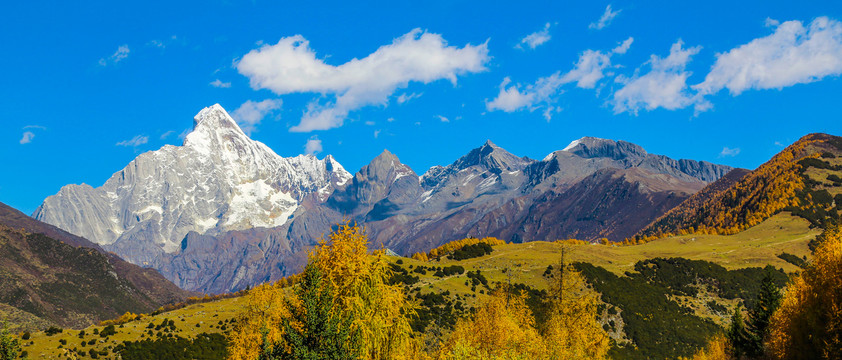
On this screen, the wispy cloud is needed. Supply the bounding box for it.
[147,35,179,49]
[116,135,149,147]
[436,115,450,122]
[160,130,175,140]
[589,5,621,30]
[231,99,283,135]
[98,45,130,66]
[236,29,489,132]
[210,79,231,88]
[19,131,35,145]
[396,92,422,104]
[304,136,322,155]
[517,23,552,50]
[720,147,741,157]
[487,37,633,119]
[20,125,47,144]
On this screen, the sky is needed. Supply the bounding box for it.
[2,0,842,215]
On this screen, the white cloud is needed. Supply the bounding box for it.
[236,29,489,132]
[612,41,702,114]
[436,115,449,122]
[231,99,283,135]
[365,120,376,126]
[517,23,552,50]
[694,17,842,96]
[590,5,621,30]
[720,147,741,157]
[116,135,148,147]
[486,76,563,114]
[612,37,634,54]
[19,131,34,144]
[559,49,613,89]
[374,129,381,138]
[765,18,781,28]
[160,130,175,140]
[147,36,178,49]
[304,136,323,155]
[487,37,633,118]
[396,92,422,104]
[387,117,395,122]
[210,79,232,88]
[98,45,130,66]
[23,125,47,130]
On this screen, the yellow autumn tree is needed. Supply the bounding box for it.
[543,264,610,360]
[440,287,546,359]
[767,222,842,359]
[438,259,609,359]
[311,222,421,360]
[228,281,290,360]
[228,221,423,360]
[680,335,730,360]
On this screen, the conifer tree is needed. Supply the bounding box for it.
[261,263,358,360]
[727,305,749,358]
[0,323,19,360]
[745,272,781,357]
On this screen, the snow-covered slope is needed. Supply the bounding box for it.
[34,104,351,264]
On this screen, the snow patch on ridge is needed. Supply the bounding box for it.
[562,139,581,151]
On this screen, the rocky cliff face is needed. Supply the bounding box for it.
[34,106,734,293]
[34,104,351,265]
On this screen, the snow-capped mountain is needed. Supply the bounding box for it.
[34,104,351,264]
[33,105,736,293]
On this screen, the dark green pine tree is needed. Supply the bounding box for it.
[727,304,751,359]
[261,263,359,360]
[745,272,783,357]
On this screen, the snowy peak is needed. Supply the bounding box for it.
[183,104,252,152]
[34,104,353,261]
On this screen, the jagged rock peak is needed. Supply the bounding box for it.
[361,149,415,179]
[562,137,647,160]
[453,140,530,172]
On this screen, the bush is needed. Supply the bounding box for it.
[44,327,63,336]
[99,325,117,338]
[449,243,493,260]
[20,332,29,341]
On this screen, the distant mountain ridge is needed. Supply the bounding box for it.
[34,104,734,293]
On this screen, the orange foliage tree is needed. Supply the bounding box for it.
[767,223,842,359]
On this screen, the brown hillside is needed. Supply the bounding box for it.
[637,133,842,238]
[0,202,194,330]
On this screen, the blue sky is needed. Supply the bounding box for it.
[3,0,842,214]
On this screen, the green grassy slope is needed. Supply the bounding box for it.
[18,212,815,359]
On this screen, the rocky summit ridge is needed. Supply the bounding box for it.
[34,104,735,293]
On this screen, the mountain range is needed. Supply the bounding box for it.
[34,104,734,293]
